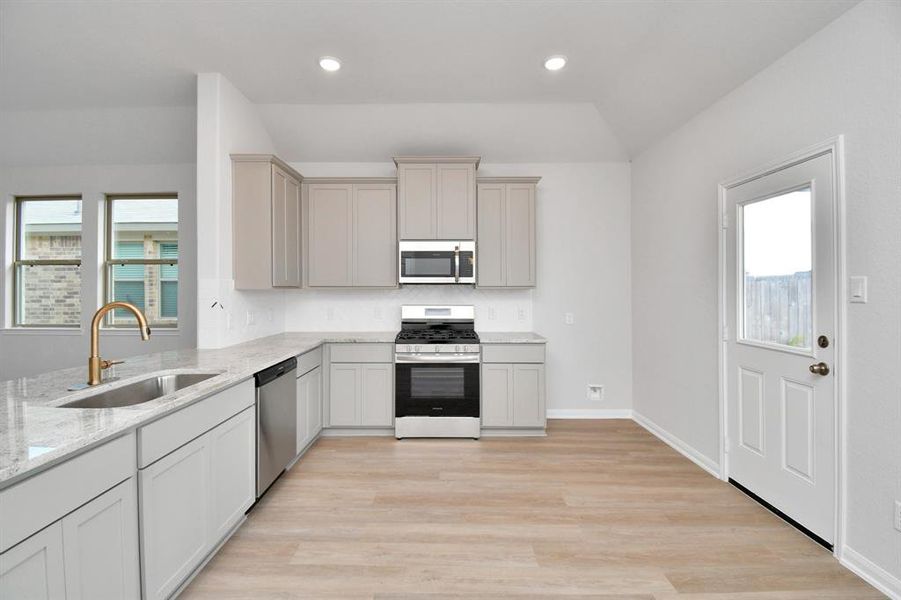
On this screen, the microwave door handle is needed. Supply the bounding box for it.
[454,245,460,283]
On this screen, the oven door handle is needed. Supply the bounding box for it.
[396,354,480,364]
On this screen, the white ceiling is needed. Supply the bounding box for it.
[0,0,857,156]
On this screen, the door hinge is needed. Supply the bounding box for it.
[722,326,729,341]
[721,213,729,229]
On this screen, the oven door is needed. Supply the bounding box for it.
[395,360,480,417]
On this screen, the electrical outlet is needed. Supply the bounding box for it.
[488,307,497,320]
[894,500,901,532]
[517,307,526,321]
[326,307,335,321]
[245,311,255,326]
[587,384,604,402]
[564,312,574,325]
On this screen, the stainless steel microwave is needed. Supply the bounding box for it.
[398,241,476,284]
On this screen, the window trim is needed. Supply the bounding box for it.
[12,195,84,328]
[104,193,179,329]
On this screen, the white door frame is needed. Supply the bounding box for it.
[717,136,847,557]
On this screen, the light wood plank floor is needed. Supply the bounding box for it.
[181,420,881,599]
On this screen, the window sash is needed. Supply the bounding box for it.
[13,197,83,328]
[104,195,179,328]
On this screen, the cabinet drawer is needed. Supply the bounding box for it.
[481,344,545,364]
[0,433,136,553]
[138,379,255,468]
[329,343,394,363]
[296,346,323,376]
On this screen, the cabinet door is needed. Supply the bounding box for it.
[398,164,436,239]
[0,521,66,600]
[271,166,291,287]
[140,435,210,600]
[505,183,536,287]
[512,364,545,427]
[329,364,360,426]
[353,184,397,286]
[361,364,393,426]
[308,184,353,286]
[437,163,475,240]
[306,367,323,443]
[284,174,302,286]
[208,408,255,544]
[296,372,310,454]
[476,183,506,287]
[62,478,140,600]
[481,364,513,427]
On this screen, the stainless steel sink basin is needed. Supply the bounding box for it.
[59,373,219,409]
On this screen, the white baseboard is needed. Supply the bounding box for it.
[546,409,633,419]
[841,546,901,599]
[632,411,721,478]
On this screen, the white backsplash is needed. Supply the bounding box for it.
[283,286,532,332]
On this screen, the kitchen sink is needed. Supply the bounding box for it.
[58,373,219,409]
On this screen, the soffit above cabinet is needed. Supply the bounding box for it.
[302,177,396,185]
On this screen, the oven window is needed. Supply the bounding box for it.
[411,367,465,398]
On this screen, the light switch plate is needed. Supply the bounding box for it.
[849,276,868,303]
[564,313,574,325]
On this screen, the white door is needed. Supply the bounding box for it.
[725,152,836,543]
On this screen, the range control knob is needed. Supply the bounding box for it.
[434,345,440,353]
[413,345,420,353]
[455,345,462,353]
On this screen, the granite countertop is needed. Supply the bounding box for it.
[0,332,395,489]
[478,331,547,344]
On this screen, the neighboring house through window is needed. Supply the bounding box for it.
[106,195,178,327]
[13,197,83,327]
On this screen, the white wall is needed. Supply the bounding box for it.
[195,73,286,349]
[0,162,197,379]
[631,0,900,588]
[287,161,633,412]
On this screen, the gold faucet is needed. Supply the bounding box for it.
[88,301,151,385]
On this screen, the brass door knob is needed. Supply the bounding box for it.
[809,362,830,376]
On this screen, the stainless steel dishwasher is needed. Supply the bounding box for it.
[254,356,297,498]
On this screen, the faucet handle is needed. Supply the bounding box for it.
[101,359,124,370]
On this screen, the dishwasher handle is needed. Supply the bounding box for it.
[254,356,298,387]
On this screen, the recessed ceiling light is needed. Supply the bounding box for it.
[319,56,341,72]
[543,55,567,71]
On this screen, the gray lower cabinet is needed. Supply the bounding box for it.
[297,365,323,453]
[304,179,397,288]
[481,343,546,429]
[0,478,140,600]
[477,178,539,288]
[328,363,393,427]
[0,521,66,600]
[139,407,255,600]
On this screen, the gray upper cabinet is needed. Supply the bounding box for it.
[306,183,353,287]
[304,179,397,288]
[232,155,303,289]
[396,157,479,240]
[477,177,539,288]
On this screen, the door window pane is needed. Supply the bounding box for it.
[741,188,812,349]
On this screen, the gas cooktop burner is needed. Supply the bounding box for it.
[395,328,479,344]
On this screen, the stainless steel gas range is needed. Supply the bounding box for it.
[394,305,480,439]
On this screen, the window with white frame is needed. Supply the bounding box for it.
[13,197,83,327]
[105,195,178,327]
